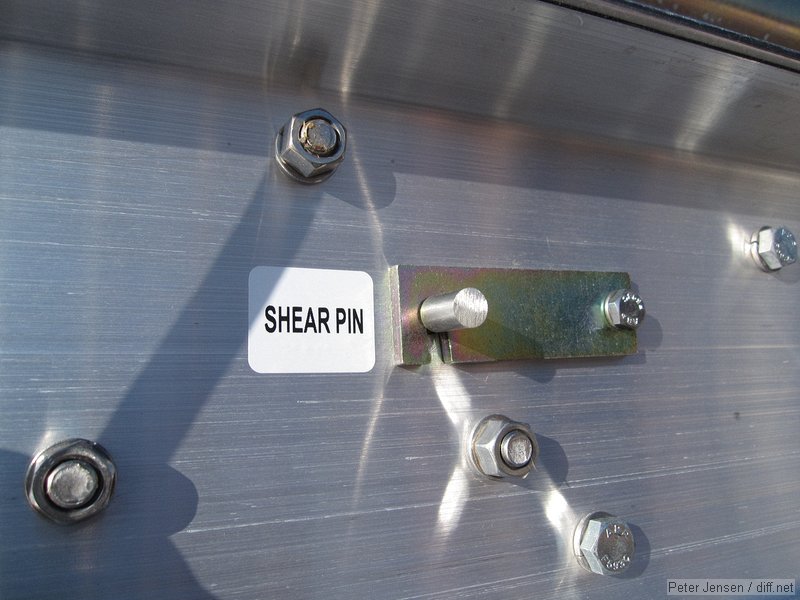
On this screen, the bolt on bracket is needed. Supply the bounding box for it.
[389,265,641,365]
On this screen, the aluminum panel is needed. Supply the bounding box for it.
[1,1,800,170]
[1,3,799,599]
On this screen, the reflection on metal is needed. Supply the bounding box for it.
[390,265,639,365]
[544,490,575,542]
[573,512,636,576]
[431,369,474,542]
[435,466,470,535]
[25,439,116,525]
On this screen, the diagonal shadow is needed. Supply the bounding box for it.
[97,172,296,464]
[1,171,324,599]
[95,172,322,595]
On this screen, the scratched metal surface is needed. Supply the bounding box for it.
[1,2,799,599]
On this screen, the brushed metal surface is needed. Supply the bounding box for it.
[2,0,800,170]
[1,2,800,598]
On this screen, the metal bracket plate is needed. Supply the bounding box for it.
[390,265,638,365]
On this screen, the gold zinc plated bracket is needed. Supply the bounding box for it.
[389,265,644,366]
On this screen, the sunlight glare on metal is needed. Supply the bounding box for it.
[674,59,750,153]
[435,465,469,537]
[544,488,574,537]
[431,366,473,430]
[726,220,753,265]
[544,488,581,598]
[339,2,381,97]
[431,364,475,543]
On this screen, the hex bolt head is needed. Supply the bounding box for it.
[751,226,797,271]
[603,289,645,330]
[25,438,116,525]
[573,512,635,576]
[470,415,538,478]
[274,108,347,184]
[45,459,100,509]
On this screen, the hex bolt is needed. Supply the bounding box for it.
[751,226,797,271]
[573,512,635,576]
[45,459,100,509]
[470,415,538,479]
[419,288,488,333]
[274,108,347,184]
[603,289,645,330]
[25,438,116,525]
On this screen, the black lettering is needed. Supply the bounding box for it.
[264,305,358,334]
[292,306,302,333]
[304,307,317,333]
[351,308,363,334]
[278,306,291,332]
[319,307,330,333]
[264,305,276,333]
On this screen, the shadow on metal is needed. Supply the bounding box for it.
[617,522,650,579]
[0,448,211,598]
[0,172,328,598]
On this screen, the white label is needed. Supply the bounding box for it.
[248,267,375,373]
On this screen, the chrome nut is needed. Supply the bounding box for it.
[603,289,645,330]
[573,512,635,576]
[274,108,347,183]
[751,226,797,271]
[470,415,537,478]
[25,438,116,525]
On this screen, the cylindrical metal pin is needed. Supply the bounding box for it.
[419,288,488,333]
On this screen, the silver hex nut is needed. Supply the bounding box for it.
[573,512,635,576]
[603,289,645,330]
[25,438,116,525]
[274,108,347,183]
[752,226,797,271]
[470,415,538,478]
